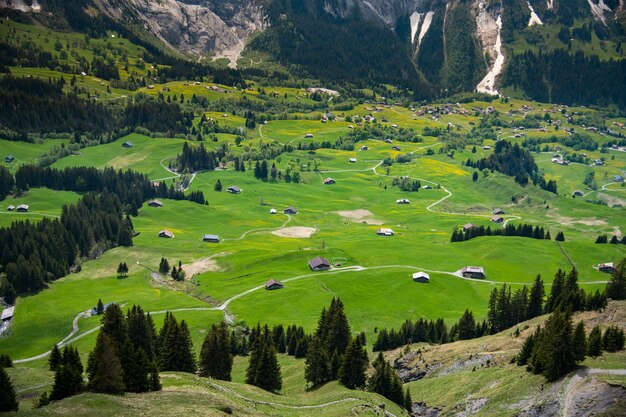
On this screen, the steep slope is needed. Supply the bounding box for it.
[1,0,624,102]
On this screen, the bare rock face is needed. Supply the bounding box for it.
[0,0,40,12]
[98,0,267,67]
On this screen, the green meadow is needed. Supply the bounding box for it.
[0,90,625,414]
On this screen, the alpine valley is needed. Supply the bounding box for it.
[0,0,625,416]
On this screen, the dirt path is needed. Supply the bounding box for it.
[206,379,399,416]
[561,368,626,417]
[222,214,291,242]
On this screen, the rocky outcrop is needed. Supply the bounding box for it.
[98,0,266,67]
[0,0,40,12]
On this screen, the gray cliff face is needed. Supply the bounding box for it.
[97,0,267,67]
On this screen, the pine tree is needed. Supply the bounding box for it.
[517,327,539,366]
[404,388,413,411]
[606,258,626,300]
[555,231,565,241]
[587,325,603,357]
[88,332,125,394]
[572,321,587,362]
[545,269,566,313]
[49,344,62,371]
[199,322,233,381]
[457,309,476,340]
[338,337,368,389]
[246,325,281,391]
[96,298,104,315]
[0,354,11,368]
[534,309,576,381]
[527,275,544,319]
[603,325,626,352]
[0,367,18,412]
[159,257,170,274]
[214,179,222,192]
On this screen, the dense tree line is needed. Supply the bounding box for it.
[245,324,282,392]
[487,278,545,334]
[0,165,206,298]
[368,352,411,411]
[0,166,14,200]
[251,2,427,93]
[14,165,205,208]
[522,132,599,152]
[501,50,626,109]
[124,100,193,135]
[0,192,133,296]
[199,322,232,381]
[451,223,551,242]
[373,318,449,351]
[466,140,557,192]
[157,312,196,374]
[305,298,352,386]
[0,76,115,134]
[544,268,607,314]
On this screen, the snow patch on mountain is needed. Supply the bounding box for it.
[476,11,504,95]
[528,1,543,26]
[588,0,612,25]
[419,11,434,46]
[410,11,422,44]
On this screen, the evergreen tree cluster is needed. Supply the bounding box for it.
[245,324,282,392]
[391,177,421,192]
[606,258,626,300]
[451,223,551,242]
[544,268,607,314]
[305,298,351,386]
[595,234,626,245]
[466,141,557,193]
[0,165,208,298]
[199,321,233,381]
[373,318,449,351]
[272,324,310,358]
[158,257,170,274]
[0,192,133,295]
[487,278,545,334]
[176,141,291,173]
[0,76,115,135]
[368,352,411,411]
[157,311,196,373]
[0,166,15,200]
[124,100,192,135]
[50,346,83,401]
[0,366,18,412]
[87,304,161,395]
[116,262,129,278]
[502,50,626,109]
[516,309,580,381]
[518,313,625,381]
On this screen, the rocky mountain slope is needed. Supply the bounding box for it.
[1,0,625,99]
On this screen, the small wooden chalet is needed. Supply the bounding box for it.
[158,230,174,238]
[308,257,331,271]
[461,266,485,279]
[265,279,284,290]
[598,262,616,273]
[202,234,220,243]
[412,272,430,283]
